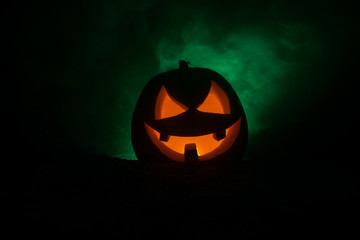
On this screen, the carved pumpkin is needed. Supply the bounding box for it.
[132,61,248,166]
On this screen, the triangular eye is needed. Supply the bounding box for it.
[197,80,231,114]
[155,86,188,120]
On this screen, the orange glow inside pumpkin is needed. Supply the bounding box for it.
[155,80,230,120]
[148,80,241,162]
[197,80,231,114]
[155,86,188,120]
[145,118,241,162]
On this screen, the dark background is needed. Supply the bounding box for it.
[2,0,359,238]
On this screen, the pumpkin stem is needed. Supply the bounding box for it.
[179,60,190,69]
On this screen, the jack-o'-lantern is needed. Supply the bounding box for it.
[132,61,248,166]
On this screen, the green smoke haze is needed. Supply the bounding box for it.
[5,0,357,161]
[158,20,321,132]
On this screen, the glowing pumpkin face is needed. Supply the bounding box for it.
[132,61,247,165]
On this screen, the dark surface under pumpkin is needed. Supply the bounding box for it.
[3,152,358,239]
[132,61,248,166]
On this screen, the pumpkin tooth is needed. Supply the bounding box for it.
[213,130,226,141]
[184,143,198,163]
[160,133,170,142]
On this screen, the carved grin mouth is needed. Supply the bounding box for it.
[144,118,241,162]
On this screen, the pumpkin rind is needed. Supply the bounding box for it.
[132,61,248,166]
